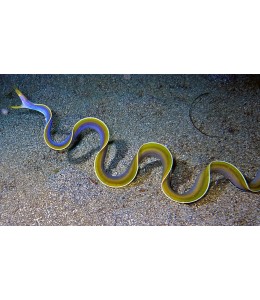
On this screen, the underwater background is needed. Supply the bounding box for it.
[0,74,259,225]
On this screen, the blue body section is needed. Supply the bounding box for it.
[74,122,105,147]
[35,104,52,123]
[46,119,73,147]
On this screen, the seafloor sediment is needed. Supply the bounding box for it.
[0,74,259,225]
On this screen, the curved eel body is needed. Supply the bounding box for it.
[11,89,260,203]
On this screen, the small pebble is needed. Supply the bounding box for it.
[1,108,9,115]
[123,74,131,80]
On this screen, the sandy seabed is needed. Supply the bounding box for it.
[0,74,259,225]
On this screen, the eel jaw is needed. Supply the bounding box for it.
[10,105,23,109]
[15,88,23,97]
[10,88,30,109]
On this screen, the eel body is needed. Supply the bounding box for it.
[11,89,260,203]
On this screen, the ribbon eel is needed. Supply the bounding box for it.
[11,89,260,203]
